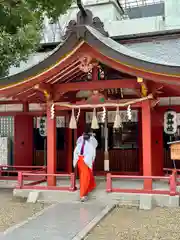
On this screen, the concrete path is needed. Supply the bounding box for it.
[2,200,112,240]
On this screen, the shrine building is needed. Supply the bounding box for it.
[0,0,180,192]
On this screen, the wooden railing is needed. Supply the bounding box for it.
[106,172,177,196]
[0,165,46,181]
[16,172,76,191]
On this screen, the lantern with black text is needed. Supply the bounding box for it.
[164,110,177,135]
[39,117,47,137]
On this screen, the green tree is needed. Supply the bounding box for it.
[0,0,73,77]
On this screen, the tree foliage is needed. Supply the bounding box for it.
[0,0,73,77]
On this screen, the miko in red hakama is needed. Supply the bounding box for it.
[77,155,96,199]
[74,134,97,201]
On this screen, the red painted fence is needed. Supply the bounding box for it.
[164,168,180,186]
[16,172,76,191]
[106,172,177,196]
[0,165,46,181]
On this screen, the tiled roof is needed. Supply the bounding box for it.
[124,38,180,66]
[7,30,180,78]
[87,25,180,66]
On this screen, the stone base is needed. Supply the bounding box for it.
[139,194,152,210]
[27,191,39,203]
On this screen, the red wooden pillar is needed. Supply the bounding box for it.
[138,109,143,175]
[46,103,56,186]
[141,100,152,190]
[66,127,73,173]
[151,108,163,176]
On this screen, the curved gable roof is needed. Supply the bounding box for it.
[0,31,81,89]
[1,20,180,95]
[84,25,180,81]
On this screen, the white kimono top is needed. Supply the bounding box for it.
[73,135,98,170]
[73,141,95,169]
[76,135,98,149]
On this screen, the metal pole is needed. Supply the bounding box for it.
[104,115,108,152]
[173,160,176,169]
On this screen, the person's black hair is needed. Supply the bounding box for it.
[84,125,91,134]
[83,133,90,141]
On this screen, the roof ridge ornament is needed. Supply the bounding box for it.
[63,1,109,39]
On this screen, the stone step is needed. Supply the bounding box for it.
[90,190,140,207]
[117,201,139,207]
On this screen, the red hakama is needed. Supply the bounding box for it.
[77,155,96,198]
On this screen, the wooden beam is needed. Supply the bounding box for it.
[53,79,138,93]
[0,100,23,104]
[163,84,180,96]
[46,60,79,84]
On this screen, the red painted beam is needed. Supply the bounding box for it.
[0,100,23,104]
[53,79,138,93]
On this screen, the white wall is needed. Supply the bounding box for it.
[42,0,180,42]
[41,0,123,43]
[105,16,165,37]
[164,0,180,27]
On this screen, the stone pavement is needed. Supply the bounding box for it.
[2,200,110,240]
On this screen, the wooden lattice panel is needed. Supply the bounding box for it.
[0,137,10,166]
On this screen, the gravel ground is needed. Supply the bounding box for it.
[86,206,180,240]
[0,189,50,232]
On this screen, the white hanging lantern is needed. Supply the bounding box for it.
[164,110,177,135]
